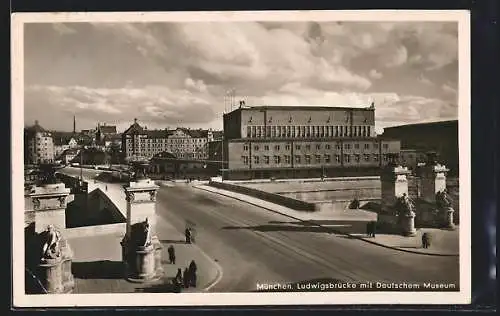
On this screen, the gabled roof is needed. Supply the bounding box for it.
[123,121,144,135]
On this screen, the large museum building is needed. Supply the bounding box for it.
[214,104,401,180]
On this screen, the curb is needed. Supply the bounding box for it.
[155,217,224,292]
[195,242,224,292]
[195,185,459,258]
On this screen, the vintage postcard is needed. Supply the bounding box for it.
[12,10,471,307]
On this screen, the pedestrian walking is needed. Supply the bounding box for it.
[185,228,191,244]
[366,222,371,237]
[173,268,183,292]
[105,185,108,191]
[371,221,377,237]
[422,232,428,249]
[188,260,197,287]
[167,245,176,264]
[182,267,190,288]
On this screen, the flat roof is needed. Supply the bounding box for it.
[228,105,375,113]
[225,137,400,143]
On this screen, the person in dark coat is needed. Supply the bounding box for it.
[370,221,377,237]
[182,267,190,288]
[422,232,431,249]
[167,245,176,264]
[366,222,371,237]
[185,228,191,244]
[188,260,197,287]
[173,268,183,292]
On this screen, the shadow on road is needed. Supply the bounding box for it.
[72,260,123,279]
[135,278,181,293]
[159,239,187,245]
[222,224,335,233]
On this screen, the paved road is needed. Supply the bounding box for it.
[60,167,460,292]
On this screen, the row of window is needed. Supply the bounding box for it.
[243,142,389,151]
[127,137,210,144]
[242,153,390,165]
[246,125,372,138]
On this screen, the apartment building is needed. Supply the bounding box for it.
[24,121,55,164]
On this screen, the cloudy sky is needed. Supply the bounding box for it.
[24,21,458,133]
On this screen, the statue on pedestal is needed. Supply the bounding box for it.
[130,218,152,249]
[394,193,416,217]
[435,189,455,229]
[122,218,160,282]
[436,189,452,209]
[394,193,417,236]
[40,225,62,261]
[38,163,63,186]
[130,160,150,181]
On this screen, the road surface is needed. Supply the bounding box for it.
[60,167,460,292]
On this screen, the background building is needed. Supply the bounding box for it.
[382,120,458,175]
[24,121,55,164]
[121,119,222,162]
[52,132,78,157]
[219,104,400,180]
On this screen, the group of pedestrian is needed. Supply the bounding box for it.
[366,221,377,238]
[422,232,432,249]
[173,260,198,290]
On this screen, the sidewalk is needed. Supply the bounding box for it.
[196,184,459,257]
[68,216,222,293]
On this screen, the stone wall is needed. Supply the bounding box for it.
[209,180,318,212]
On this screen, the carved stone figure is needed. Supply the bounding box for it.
[40,225,62,261]
[436,189,452,210]
[130,218,152,249]
[38,163,62,185]
[131,161,150,180]
[394,193,415,217]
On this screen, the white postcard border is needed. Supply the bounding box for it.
[11,10,471,307]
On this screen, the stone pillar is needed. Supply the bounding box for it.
[421,161,449,204]
[381,163,411,214]
[121,178,163,282]
[29,183,71,233]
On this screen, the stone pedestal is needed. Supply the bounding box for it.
[442,207,456,230]
[38,258,63,294]
[28,183,71,233]
[400,212,417,237]
[381,164,410,213]
[121,178,163,283]
[35,234,74,294]
[421,163,449,204]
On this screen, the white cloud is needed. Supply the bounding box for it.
[418,74,433,85]
[369,69,383,79]
[441,83,457,95]
[384,45,408,67]
[24,21,459,131]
